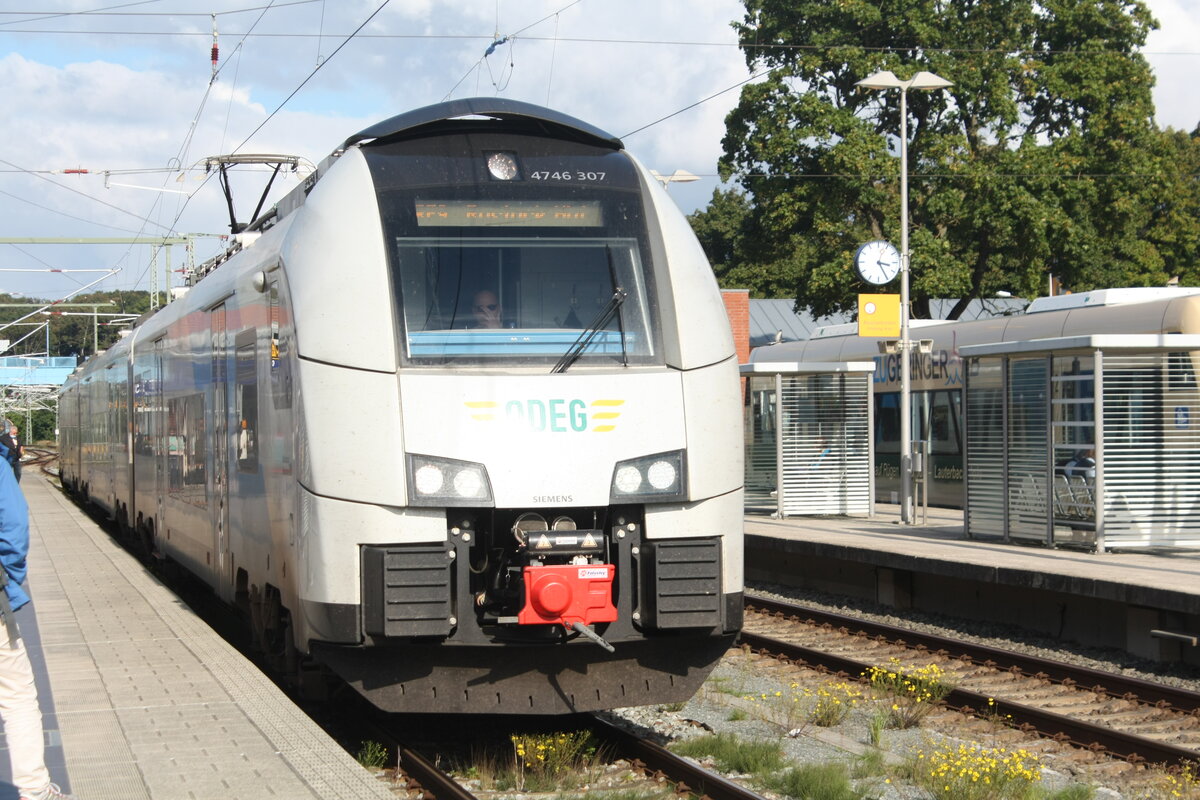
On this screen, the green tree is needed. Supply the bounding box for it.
[0,290,151,358]
[715,0,1200,320]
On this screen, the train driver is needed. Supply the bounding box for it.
[472,290,503,329]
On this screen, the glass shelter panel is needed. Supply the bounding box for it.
[1050,355,1096,542]
[1102,351,1200,547]
[777,373,872,516]
[742,368,873,517]
[965,357,1005,539]
[743,376,778,512]
[1007,357,1049,543]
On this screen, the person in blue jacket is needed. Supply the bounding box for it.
[0,466,76,800]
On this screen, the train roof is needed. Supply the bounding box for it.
[246,99,624,242]
[1023,286,1200,313]
[343,97,624,151]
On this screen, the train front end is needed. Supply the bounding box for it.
[287,100,742,714]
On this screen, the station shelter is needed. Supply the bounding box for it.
[960,334,1200,551]
[740,361,875,517]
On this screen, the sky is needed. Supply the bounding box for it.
[0,0,1197,304]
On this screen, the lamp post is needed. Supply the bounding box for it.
[856,69,952,524]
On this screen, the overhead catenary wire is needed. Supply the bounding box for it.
[1,23,1196,60]
[0,1,320,25]
[128,0,286,293]
[443,0,585,101]
[125,0,389,293]
[227,0,392,156]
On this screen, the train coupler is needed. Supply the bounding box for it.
[517,563,617,649]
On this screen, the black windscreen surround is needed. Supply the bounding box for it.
[363,132,662,366]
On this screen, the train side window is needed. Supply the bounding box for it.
[167,392,207,505]
[236,335,258,473]
[875,392,900,452]
[1169,351,1197,390]
[930,391,958,455]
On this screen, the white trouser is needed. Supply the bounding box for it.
[0,607,48,796]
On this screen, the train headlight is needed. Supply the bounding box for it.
[610,450,686,504]
[406,454,495,507]
[486,151,520,181]
[414,464,444,495]
[614,465,642,494]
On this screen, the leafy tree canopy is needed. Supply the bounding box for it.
[704,0,1200,319]
[0,290,151,358]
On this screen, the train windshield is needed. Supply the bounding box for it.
[365,133,660,367]
[393,233,652,365]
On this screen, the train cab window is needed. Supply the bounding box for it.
[367,133,661,367]
[393,235,654,366]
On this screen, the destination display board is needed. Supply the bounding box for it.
[415,200,603,227]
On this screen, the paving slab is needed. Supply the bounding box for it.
[0,475,396,800]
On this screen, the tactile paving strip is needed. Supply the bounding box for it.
[23,478,396,800]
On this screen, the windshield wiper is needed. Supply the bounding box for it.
[551,288,627,374]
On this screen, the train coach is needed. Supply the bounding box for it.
[58,98,744,714]
[752,286,1200,508]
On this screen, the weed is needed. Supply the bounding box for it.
[355,740,388,770]
[911,741,1043,799]
[727,708,748,721]
[670,732,786,775]
[807,680,864,727]
[706,675,745,696]
[1141,760,1200,799]
[741,679,862,731]
[762,762,872,800]
[984,697,1015,735]
[867,706,889,747]
[571,791,675,800]
[850,749,887,779]
[509,730,601,792]
[865,657,954,729]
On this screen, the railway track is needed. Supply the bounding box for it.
[588,715,773,800]
[743,593,1200,767]
[355,713,776,800]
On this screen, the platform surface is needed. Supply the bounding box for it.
[745,504,1200,615]
[0,474,396,800]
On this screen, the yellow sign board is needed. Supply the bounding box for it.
[858,294,900,338]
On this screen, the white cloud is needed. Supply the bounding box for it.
[0,0,1193,297]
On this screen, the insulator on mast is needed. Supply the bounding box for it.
[210,13,219,81]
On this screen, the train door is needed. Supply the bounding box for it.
[211,304,231,594]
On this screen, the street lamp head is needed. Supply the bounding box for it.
[649,169,701,189]
[857,69,953,92]
[909,71,953,90]
[856,70,903,90]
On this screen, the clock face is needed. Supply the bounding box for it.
[854,240,901,285]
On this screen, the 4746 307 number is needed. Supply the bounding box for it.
[529,171,607,181]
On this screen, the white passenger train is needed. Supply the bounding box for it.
[752,287,1200,507]
[58,99,744,714]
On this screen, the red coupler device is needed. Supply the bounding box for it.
[518,564,618,627]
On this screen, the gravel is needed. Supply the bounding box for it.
[603,581,1200,799]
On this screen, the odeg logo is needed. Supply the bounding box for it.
[465,397,625,432]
